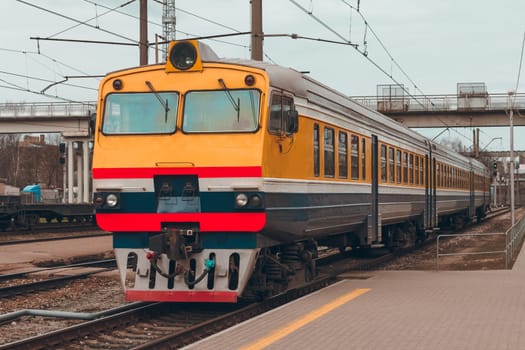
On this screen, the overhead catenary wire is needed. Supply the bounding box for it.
[0,79,90,104]
[0,70,98,91]
[511,31,525,109]
[17,0,139,44]
[288,0,428,111]
[340,0,428,99]
[286,0,476,140]
[48,0,137,39]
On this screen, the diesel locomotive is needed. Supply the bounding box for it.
[92,40,490,302]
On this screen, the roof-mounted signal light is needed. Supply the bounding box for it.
[166,40,203,72]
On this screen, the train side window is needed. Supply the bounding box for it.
[414,156,419,185]
[409,154,414,184]
[351,135,359,180]
[380,145,387,182]
[437,163,441,188]
[268,94,294,135]
[420,156,424,186]
[338,131,348,178]
[324,127,335,177]
[388,147,395,183]
[396,149,401,183]
[402,152,408,184]
[361,138,366,180]
[314,124,320,177]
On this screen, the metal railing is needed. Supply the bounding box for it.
[352,92,525,114]
[505,213,525,268]
[436,213,525,270]
[0,101,96,117]
[436,232,506,270]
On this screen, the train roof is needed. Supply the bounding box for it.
[105,41,488,173]
[212,56,488,172]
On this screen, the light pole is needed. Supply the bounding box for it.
[481,137,503,152]
[508,91,515,225]
[482,137,502,209]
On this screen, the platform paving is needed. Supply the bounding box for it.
[0,235,113,274]
[184,246,525,350]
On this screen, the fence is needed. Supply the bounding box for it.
[436,213,525,270]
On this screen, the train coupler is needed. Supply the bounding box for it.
[149,225,201,261]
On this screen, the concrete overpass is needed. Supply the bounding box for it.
[0,102,96,204]
[0,102,95,136]
[352,92,525,127]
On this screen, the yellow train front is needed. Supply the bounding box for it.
[92,40,310,303]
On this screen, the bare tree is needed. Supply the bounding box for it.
[438,137,465,153]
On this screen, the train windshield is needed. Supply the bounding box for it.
[182,89,260,133]
[102,92,178,134]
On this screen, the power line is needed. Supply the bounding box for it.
[512,31,525,107]
[0,79,88,103]
[82,0,162,28]
[340,0,427,98]
[17,0,139,44]
[49,0,137,38]
[0,70,98,91]
[288,0,428,108]
[289,0,356,46]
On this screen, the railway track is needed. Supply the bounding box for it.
[0,245,393,350]
[0,208,513,348]
[0,274,336,350]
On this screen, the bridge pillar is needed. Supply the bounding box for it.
[83,141,90,204]
[77,149,83,203]
[67,141,74,204]
[63,138,92,204]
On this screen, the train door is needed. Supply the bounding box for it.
[368,134,380,244]
[425,146,437,231]
[469,164,476,219]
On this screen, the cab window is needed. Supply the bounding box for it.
[269,94,293,135]
[103,92,178,134]
[183,89,260,133]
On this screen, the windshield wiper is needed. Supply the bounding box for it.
[145,80,169,122]
[218,78,240,121]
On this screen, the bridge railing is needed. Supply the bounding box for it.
[352,93,525,114]
[0,102,97,118]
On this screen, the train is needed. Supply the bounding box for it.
[92,40,491,303]
[0,184,94,230]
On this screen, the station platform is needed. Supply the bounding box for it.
[0,235,113,274]
[183,247,525,350]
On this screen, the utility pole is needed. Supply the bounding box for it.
[140,0,148,66]
[508,91,515,225]
[251,0,263,61]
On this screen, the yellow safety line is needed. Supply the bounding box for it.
[240,287,371,350]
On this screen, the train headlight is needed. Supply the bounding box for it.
[94,195,104,207]
[106,193,119,208]
[235,193,249,208]
[249,194,262,207]
[169,41,197,71]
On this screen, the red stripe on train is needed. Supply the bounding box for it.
[92,166,262,179]
[126,290,238,303]
[96,212,266,232]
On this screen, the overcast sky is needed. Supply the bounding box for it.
[1,0,524,150]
